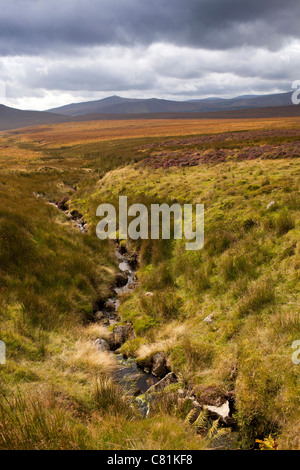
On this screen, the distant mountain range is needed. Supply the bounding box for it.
[0,91,299,132]
[48,92,294,116]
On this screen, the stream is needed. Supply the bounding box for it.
[105,247,160,396]
[43,196,160,399]
[36,194,236,435]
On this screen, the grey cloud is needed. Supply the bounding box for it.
[1,0,299,109]
[0,0,300,55]
[3,42,298,98]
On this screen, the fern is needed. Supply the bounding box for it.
[256,435,278,450]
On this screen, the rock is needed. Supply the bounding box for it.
[95,338,110,352]
[205,401,236,428]
[95,311,105,321]
[145,292,154,298]
[152,352,168,377]
[115,272,128,288]
[166,356,172,370]
[146,372,177,394]
[266,201,275,210]
[95,311,111,325]
[105,334,115,349]
[135,396,150,418]
[104,300,116,312]
[113,324,133,349]
[57,197,69,211]
[204,314,214,324]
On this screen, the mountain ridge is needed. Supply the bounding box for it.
[47,91,294,116]
[0,92,299,132]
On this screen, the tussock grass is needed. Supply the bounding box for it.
[83,324,113,342]
[0,386,90,450]
[62,340,116,374]
[93,378,133,416]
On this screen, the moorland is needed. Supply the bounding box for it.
[0,116,299,450]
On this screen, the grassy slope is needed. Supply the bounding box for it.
[75,131,300,449]
[0,129,209,450]
[0,119,299,449]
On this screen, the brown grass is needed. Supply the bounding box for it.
[62,339,117,374]
[4,116,300,147]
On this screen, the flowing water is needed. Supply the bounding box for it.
[110,250,159,395]
[42,196,160,399]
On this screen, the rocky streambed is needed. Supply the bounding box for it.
[40,195,167,401]
[94,246,162,397]
[39,194,237,434]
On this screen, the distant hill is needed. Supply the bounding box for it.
[0,94,299,132]
[48,92,294,116]
[0,104,72,131]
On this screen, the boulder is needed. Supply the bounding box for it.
[146,372,177,394]
[95,338,110,352]
[152,352,168,377]
[113,324,133,349]
[205,401,230,419]
[204,401,236,427]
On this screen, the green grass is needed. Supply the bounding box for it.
[78,151,300,448]
[0,124,300,449]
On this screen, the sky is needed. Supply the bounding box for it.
[0,0,300,110]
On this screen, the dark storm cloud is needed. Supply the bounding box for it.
[1,0,300,55]
[1,0,299,110]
